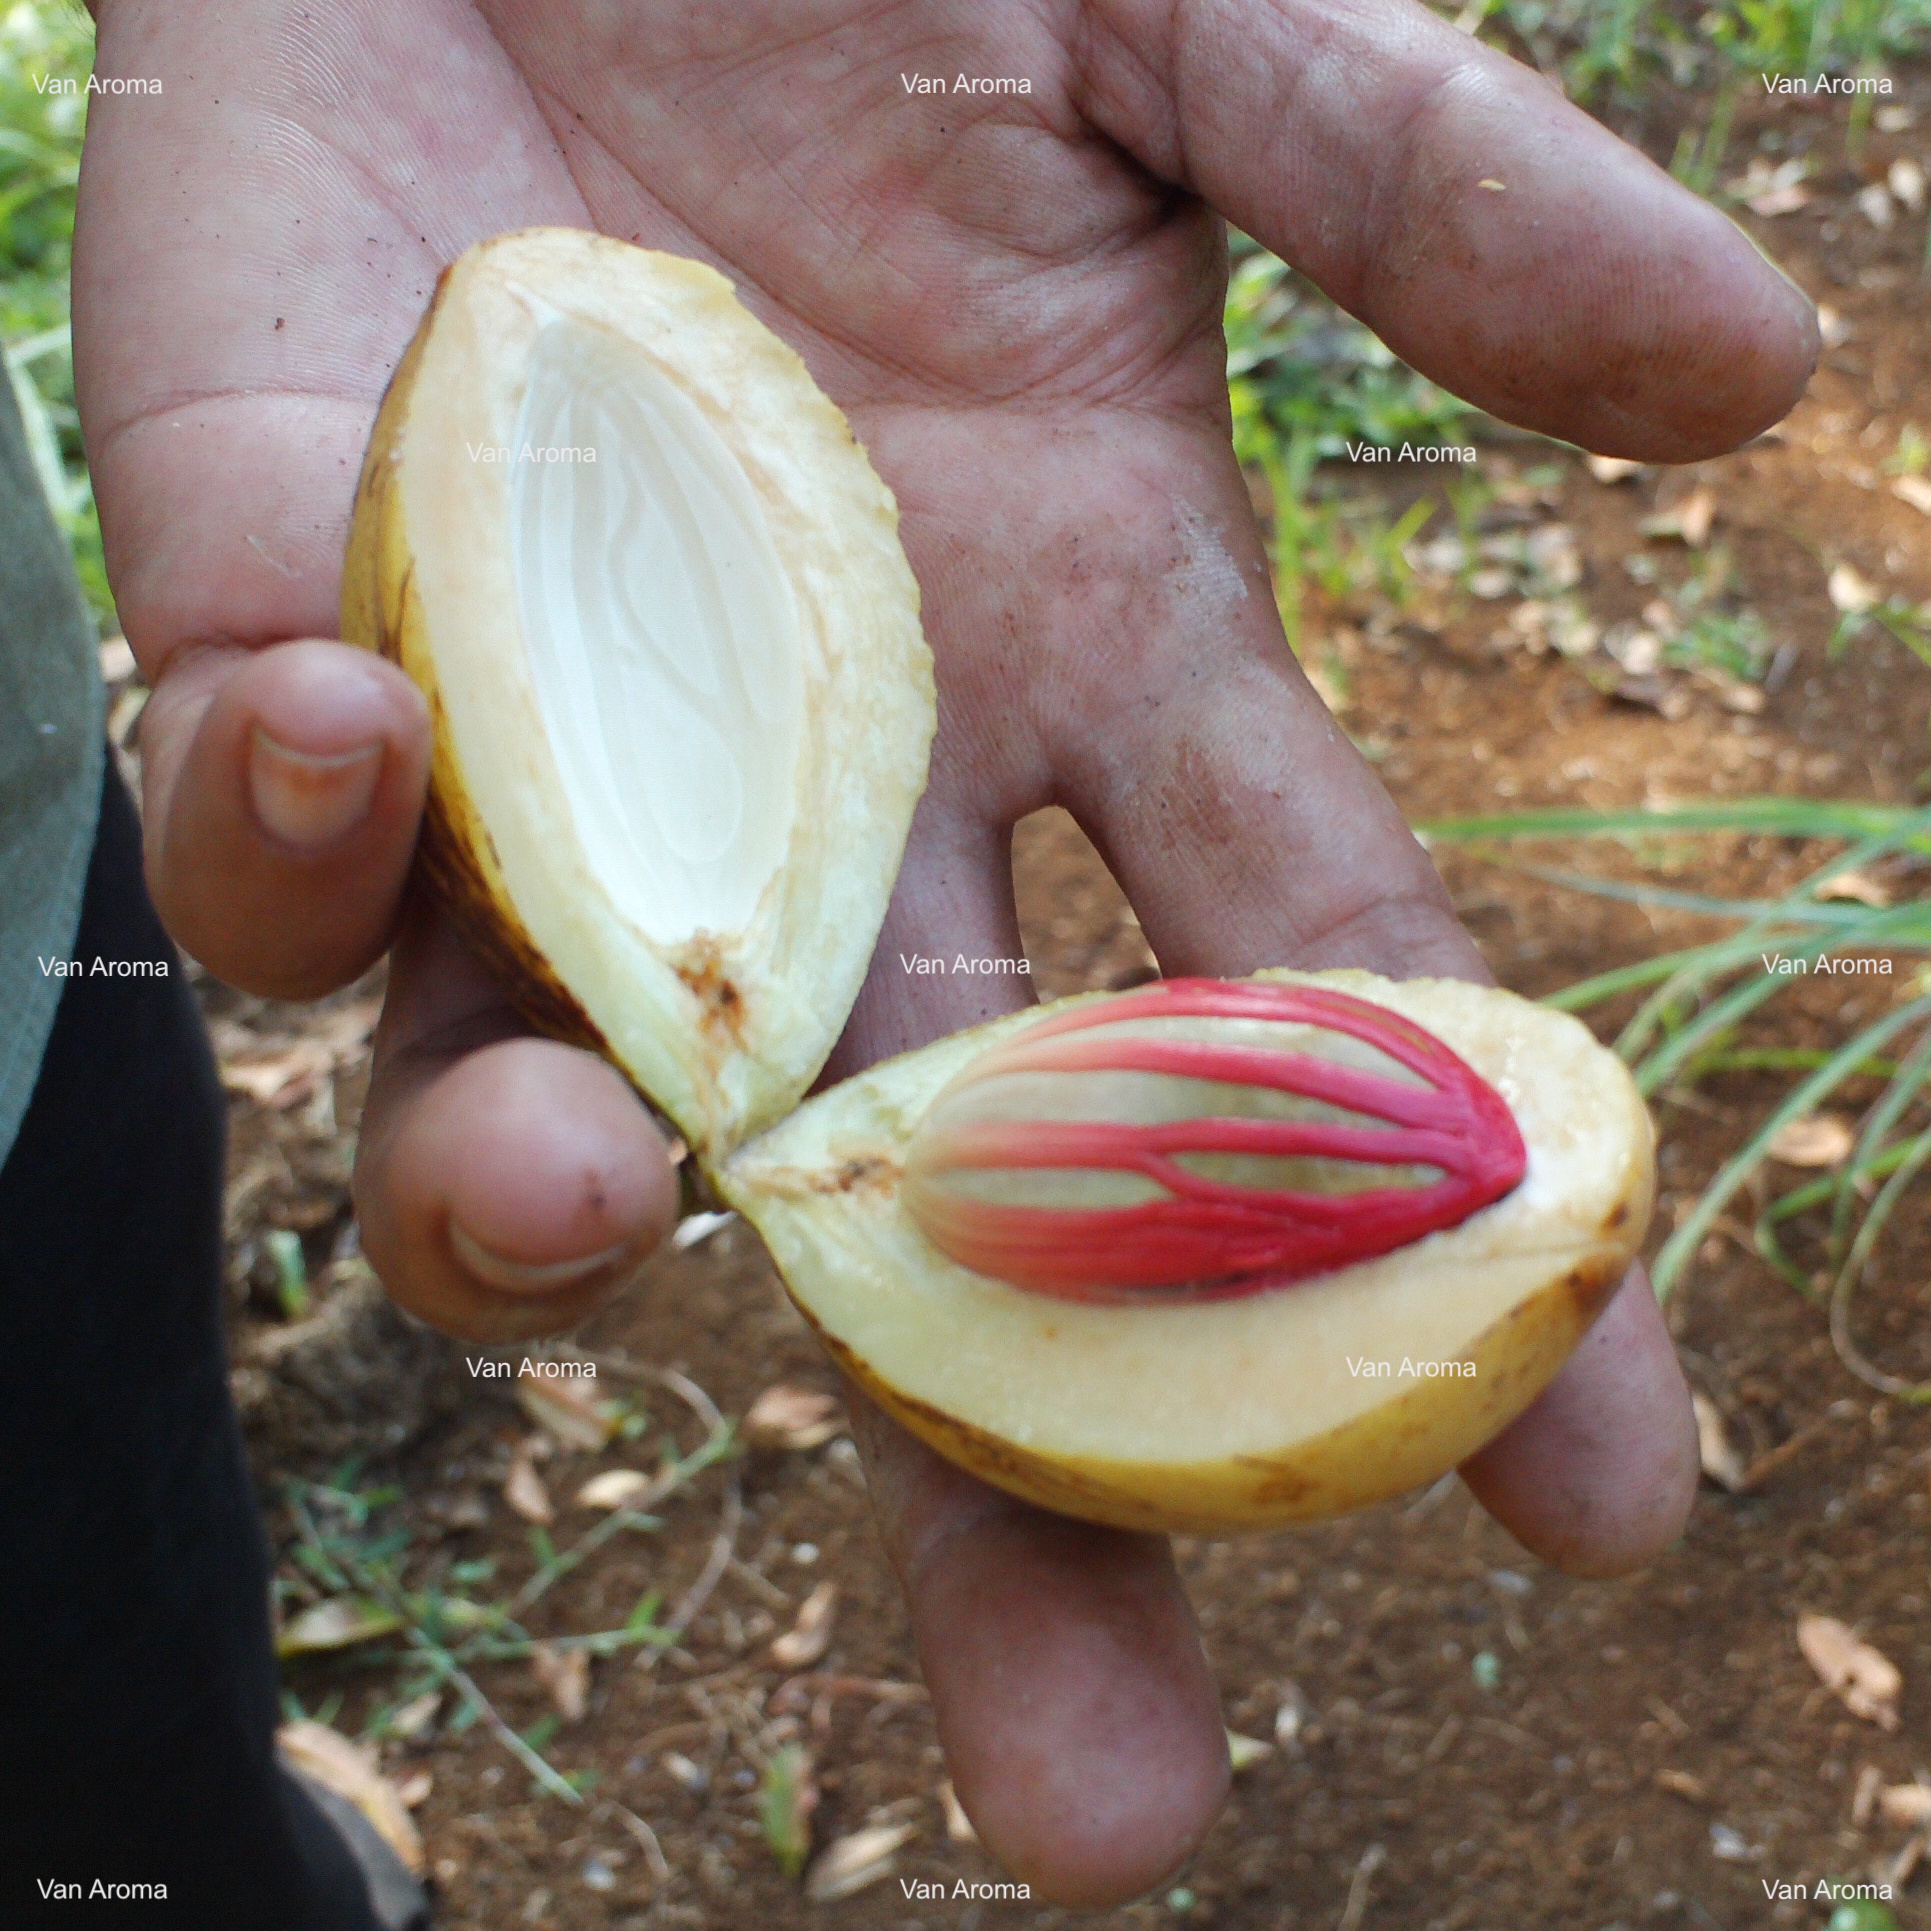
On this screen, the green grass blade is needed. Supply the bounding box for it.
[1417,799,1931,846]
[1829,1026,1931,1262]
[1506,864,1889,926]
[1620,927,1845,1072]
[1545,932,1797,1014]
[1830,1126,1931,1404]
[1651,993,1931,1300]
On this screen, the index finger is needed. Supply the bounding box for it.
[1078,0,1817,458]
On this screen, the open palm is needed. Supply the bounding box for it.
[76,0,1813,1903]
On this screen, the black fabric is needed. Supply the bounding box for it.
[0,760,381,1928]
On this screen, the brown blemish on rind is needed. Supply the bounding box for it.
[672,936,747,1043]
[814,1155,897,1195]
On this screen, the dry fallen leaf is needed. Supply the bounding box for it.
[1828,563,1882,615]
[1606,625,1664,676]
[1893,476,1931,517]
[218,999,381,1109]
[1523,521,1583,592]
[220,1039,338,1109]
[395,1769,434,1809]
[530,1642,590,1723]
[1768,1113,1857,1169]
[1853,1762,1884,1828]
[671,1210,735,1250]
[803,1822,916,1903]
[1797,1613,1901,1729]
[278,1721,426,1876]
[1639,485,1717,548]
[276,1595,405,1658]
[1727,156,1812,216]
[1274,1683,1310,1747]
[1681,487,1716,547]
[1709,1820,1763,1862]
[1655,1768,1709,1804]
[1813,305,1855,351]
[1691,1394,1748,1494]
[1586,454,1644,484]
[937,1779,978,1844]
[1607,671,1693,722]
[503,1449,555,1526]
[1856,182,1897,229]
[516,1368,622,1451]
[1816,870,1892,908]
[772,1581,840,1669]
[1880,1782,1931,1827]
[744,1384,843,1452]
[386,1690,441,1743]
[576,1468,654,1512]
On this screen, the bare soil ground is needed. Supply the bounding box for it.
[185,62,1931,1931]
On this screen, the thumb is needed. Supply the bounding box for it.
[138,636,429,998]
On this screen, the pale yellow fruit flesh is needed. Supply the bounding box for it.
[720,970,1654,1535]
[343,230,934,1159]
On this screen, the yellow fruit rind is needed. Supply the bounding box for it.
[341,261,608,1061]
[799,1237,1628,1536]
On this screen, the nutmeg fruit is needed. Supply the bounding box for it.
[345,229,1654,1535]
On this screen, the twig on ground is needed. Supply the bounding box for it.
[641,1468,744,1667]
[1736,1415,1836,1491]
[1336,1842,1386,1931]
[768,1674,929,1714]
[414,1642,584,1806]
[727,1557,795,1609]
[598,1799,672,1886]
[509,1353,737,1620]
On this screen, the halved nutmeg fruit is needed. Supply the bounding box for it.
[345,229,1655,1535]
[342,228,934,1156]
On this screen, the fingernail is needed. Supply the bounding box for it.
[248,726,383,850]
[449,1220,638,1296]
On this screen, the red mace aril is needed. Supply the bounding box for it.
[901,978,1528,1304]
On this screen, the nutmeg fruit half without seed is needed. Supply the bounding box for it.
[344,230,1656,1534]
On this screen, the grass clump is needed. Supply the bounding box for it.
[1424,800,1931,1400]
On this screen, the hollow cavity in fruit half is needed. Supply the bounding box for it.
[344,228,1656,1536]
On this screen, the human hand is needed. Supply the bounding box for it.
[75,0,1812,1903]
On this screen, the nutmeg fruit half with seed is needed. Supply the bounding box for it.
[345,229,1655,1535]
